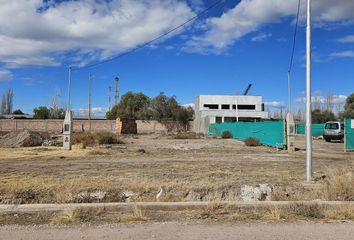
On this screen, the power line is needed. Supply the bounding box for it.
[74,0,226,71]
[288,0,301,73]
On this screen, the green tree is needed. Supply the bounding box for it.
[312,109,336,123]
[49,107,65,119]
[106,92,152,120]
[151,92,179,120]
[342,93,354,119]
[12,109,24,115]
[106,104,119,120]
[33,106,50,119]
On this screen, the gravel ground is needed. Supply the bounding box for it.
[0,222,354,240]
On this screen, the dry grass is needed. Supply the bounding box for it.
[316,169,354,201]
[88,150,110,156]
[72,132,120,147]
[262,206,286,221]
[0,175,119,204]
[51,207,104,224]
[322,205,354,220]
[121,205,149,223]
[172,132,204,139]
[0,145,88,160]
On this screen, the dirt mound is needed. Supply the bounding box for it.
[0,130,44,148]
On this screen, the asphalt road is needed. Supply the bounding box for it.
[1,222,353,240]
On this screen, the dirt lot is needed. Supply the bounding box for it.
[0,133,353,204]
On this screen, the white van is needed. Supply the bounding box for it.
[323,121,344,142]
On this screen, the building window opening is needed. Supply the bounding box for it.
[221,104,230,110]
[204,104,219,110]
[216,117,222,123]
[237,105,256,110]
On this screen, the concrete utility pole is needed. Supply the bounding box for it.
[63,66,73,150]
[114,76,119,105]
[88,74,92,131]
[235,97,239,122]
[288,70,291,113]
[306,0,312,181]
[66,66,72,111]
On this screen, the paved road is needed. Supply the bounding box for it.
[1,222,354,240]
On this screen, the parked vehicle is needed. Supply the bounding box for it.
[323,121,344,142]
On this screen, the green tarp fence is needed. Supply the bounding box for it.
[208,121,285,149]
[345,119,354,152]
[296,123,325,137]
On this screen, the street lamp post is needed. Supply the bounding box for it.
[306,0,312,181]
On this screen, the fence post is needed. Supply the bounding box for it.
[344,119,347,153]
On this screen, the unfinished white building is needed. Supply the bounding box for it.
[193,95,269,134]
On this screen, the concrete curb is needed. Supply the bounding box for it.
[1,201,354,213]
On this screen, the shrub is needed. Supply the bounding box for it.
[96,132,117,144]
[221,131,233,139]
[244,137,261,147]
[72,132,118,146]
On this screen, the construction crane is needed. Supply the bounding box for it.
[243,84,252,96]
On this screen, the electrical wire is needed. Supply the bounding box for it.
[74,0,226,71]
[288,0,301,74]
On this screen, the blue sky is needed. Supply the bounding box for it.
[0,0,353,116]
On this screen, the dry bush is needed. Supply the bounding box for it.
[173,132,204,139]
[244,137,261,147]
[262,206,287,221]
[288,204,324,219]
[52,207,104,224]
[72,132,119,147]
[221,131,233,139]
[89,150,110,156]
[122,205,149,223]
[316,170,354,201]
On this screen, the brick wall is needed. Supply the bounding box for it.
[0,119,192,134]
[116,118,137,134]
[0,119,116,133]
[0,119,169,134]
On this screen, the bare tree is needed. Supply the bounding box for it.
[5,88,13,114]
[325,91,334,112]
[1,95,5,114]
[312,92,321,110]
[50,89,61,118]
[1,88,13,114]
[294,108,305,121]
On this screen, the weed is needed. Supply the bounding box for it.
[72,132,119,147]
[316,170,354,201]
[289,204,324,219]
[122,205,149,222]
[51,207,104,224]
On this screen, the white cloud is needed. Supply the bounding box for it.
[0,70,12,82]
[189,0,205,11]
[183,103,195,109]
[74,107,108,116]
[264,101,285,108]
[251,33,272,42]
[295,94,347,105]
[185,0,354,53]
[337,35,354,43]
[329,50,354,58]
[0,0,195,67]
